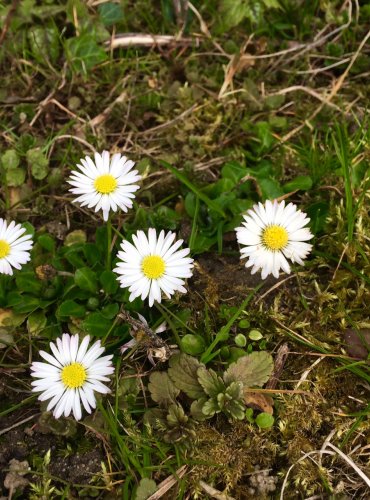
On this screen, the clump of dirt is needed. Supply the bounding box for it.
[0,407,105,497]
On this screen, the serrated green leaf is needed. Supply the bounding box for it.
[168,353,205,399]
[5,168,26,187]
[201,398,219,417]
[197,367,225,397]
[148,372,180,406]
[190,398,209,421]
[57,300,86,318]
[1,149,20,170]
[66,34,108,73]
[98,2,124,26]
[74,267,98,294]
[28,24,60,64]
[27,147,49,180]
[224,351,273,387]
[224,399,246,420]
[27,310,47,336]
[135,478,157,500]
[166,403,188,427]
[225,380,244,400]
[220,0,249,29]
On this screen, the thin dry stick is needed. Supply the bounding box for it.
[324,442,370,488]
[256,275,296,303]
[281,27,370,144]
[88,88,128,129]
[146,465,187,500]
[266,343,290,390]
[280,450,335,500]
[106,34,197,50]
[137,103,203,135]
[267,85,344,113]
[295,356,325,390]
[0,413,39,436]
[332,243,349,281]
[293,57,351,75]
[52,135,97,153]
[0,0,19,46]
[198,481,236,500]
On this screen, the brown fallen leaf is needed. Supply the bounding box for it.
[244,390,274,414]
[344,328,370,360]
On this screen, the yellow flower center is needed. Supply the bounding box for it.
[61,362,87,389]
[0,240,10,259]
[94,174,117,194]
[141,255,165,279]
[262,225,288,251]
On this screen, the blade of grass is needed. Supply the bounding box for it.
[201,283,264,364]
[160,161,225,217]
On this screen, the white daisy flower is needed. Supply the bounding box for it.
[67,150,141,221]
[0,219,33,275]
[114,228,194,307]
[236,199,313,279]
[31,334,114,421]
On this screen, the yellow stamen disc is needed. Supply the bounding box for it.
[0,240,10,259]
[94,174,117,194]
[61,362,87,389]
[262,225,288,251]
[141,255,165,279]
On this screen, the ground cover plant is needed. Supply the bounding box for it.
[0,0,370,498]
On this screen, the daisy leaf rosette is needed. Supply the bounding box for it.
[0,218,33,275]
[114,228,194,307]
[67,150,141,221]
[236,199,313,279]
[31,334,114,421]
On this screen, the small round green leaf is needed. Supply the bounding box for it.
[249,329,263,341]
[182,334,206,355]
[255,412,274,429]
[235,334,247,347]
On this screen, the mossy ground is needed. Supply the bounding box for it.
[0,1,370,499]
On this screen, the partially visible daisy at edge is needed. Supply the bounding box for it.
[0,218,33,275]
[235,199,314,279]
[67,150,141,221]
[114,228,194,307]
[31,334,114,421]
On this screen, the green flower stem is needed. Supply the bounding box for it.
[201,282,264,364]
[106,215,112,270]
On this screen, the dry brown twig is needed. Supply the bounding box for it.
[0,0,19,46]
[105,33,198,50]
[198,481,236,500]
[146,465,187,499]
[281,26,370,144]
